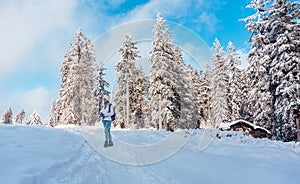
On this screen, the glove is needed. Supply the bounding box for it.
[101,113,105,118]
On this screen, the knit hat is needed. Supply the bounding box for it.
[103,94,110,101]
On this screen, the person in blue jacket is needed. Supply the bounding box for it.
[100,95,114,147]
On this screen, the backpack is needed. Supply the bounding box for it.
[108,103,116,121]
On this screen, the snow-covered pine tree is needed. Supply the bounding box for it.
[193,69,203,127]
[265,0,300,141]
[1,108,13,124]
[95,62,110,121]
[149,13,181,131]
[183,64,200,129]
[115,34,143,129]
[210,38,230,128]
[15,109,26,125]
[236,68,249,120]
[28,111,43,125]
[57,28,97,126]
[242,0,275,135]
[78,33,98,125]
[130,66,148,129]
[173,47,198,129]
[48,100,59,127]
[198,64,212,127]
[57,52,78,125]
[226,41,243,121]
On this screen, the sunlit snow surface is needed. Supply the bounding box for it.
[1,124,300,184]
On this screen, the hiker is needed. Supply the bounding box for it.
[100,95,114,147]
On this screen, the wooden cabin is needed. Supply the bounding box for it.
[220,120,271,139]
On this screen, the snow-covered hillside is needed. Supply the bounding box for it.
[1,124,299,184]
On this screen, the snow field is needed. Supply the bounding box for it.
[0,125,299,184]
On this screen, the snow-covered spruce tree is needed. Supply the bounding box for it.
[57,28,97,126]
[15,109,26,125]
[226,41,243,121]
[236,68,249,120]
[115,34,146,129]
[130,66,148,129]
[57,53,77,125]
[198,64,212,127]
[28,111,43,125]
[48,100,59,127]
[193,69,204,127]
[173,47,198,129]
[149,13,181,131]
[95,62,110,121]
[265,0,300,141]
[210,38,230,128]
[243,0,300,141]
[80,34,98,125]
[184,64,200,128]
[1,108,13,124]
[242,0,275,135]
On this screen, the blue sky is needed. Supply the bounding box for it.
[0,0,254,121]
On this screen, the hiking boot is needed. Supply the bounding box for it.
[104,141,109,148]
[108,141,113,146]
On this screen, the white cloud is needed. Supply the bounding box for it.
[0,0,94,122]
[0,87,54,123]
[121,0,220,35]
[197,12,218,33]
[123,0,193,21]
[0,0,77,81]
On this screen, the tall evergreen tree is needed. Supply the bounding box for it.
[193,69,204,127]
[185,64,200,128]
[173,47,198,129]
[57,53,77,125]
[243,0,275,134]
[198,64,212,127]
[115,34,146,129]
[226,41,243,121]
[95,62,110,121]
[149,13,181,131]
[57,28,97,126]
[266,0,300,141]
[130,66,148,128]
[210,38,230,128]
[243,0,299,141]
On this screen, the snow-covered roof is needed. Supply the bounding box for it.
[219,119,271,134]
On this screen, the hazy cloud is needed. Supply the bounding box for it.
[197,12,219,33]
[0,0,77,81]
[0,86,54,122]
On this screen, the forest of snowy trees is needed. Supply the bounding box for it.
[0,108,43,125]
[1,0,299,141]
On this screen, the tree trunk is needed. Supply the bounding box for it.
[158,93,162,130]
[126,80,130,127]
[296,118,300,141]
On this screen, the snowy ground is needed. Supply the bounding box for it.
[1,124,300,184]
